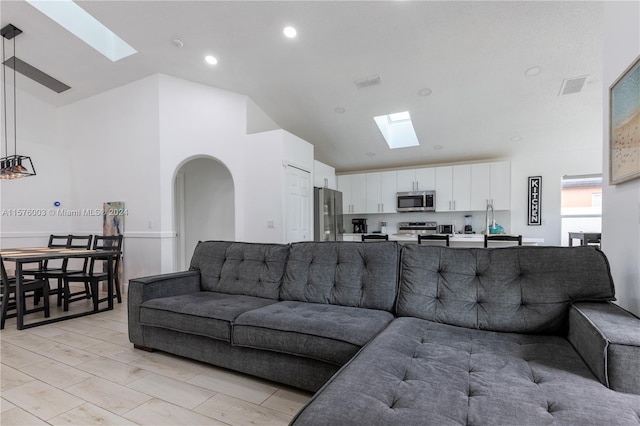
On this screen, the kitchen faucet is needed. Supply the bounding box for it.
[485,201,495,235]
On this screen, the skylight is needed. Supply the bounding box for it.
[26,0,137,62]
[373,111,420,149]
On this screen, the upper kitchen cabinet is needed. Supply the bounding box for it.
[337,174,367,214]
[435,165,471,212]
[313,160,337,190]
[396,168,436,192]
[366,171,397,213]
[470,161,511,210]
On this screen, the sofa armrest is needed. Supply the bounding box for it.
[568,302,640,395]
[128,270,201,346]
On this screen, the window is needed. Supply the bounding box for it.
[560,174,602,246]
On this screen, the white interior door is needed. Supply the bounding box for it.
[286,165,311,242]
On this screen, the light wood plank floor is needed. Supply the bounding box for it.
[1,288,312,425]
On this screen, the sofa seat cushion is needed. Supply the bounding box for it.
[139,292,278,342]
[232,301,394,365]
[291,317,640,426]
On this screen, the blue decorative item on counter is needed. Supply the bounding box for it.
[489,223,504,234]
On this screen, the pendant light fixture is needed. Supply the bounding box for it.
[1,24,36,180]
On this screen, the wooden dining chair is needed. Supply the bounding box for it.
[418,234,450,246]
[484,234,522,248]
[23,234,70,306]
[1,257,50,330]
[63,235,123,311]
[35,235,93,309]
[361,234,389,242]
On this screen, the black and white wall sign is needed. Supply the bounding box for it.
[528,176,542,226]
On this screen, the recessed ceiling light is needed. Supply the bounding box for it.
[433,144,443,150]
[334,107,346,114]
[525,66,541,76]
[418,88,432,96]
[511,136,522,142]
[205,55,218,65]
[283,26,297,38]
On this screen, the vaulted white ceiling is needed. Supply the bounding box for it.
[0,0,604,172]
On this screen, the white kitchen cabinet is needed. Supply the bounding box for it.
[313,160,337,189]
[470,161,511,211]
[337,174,367,214]
[490,161,511,210]
[470,163,491,211]
[396,168,436,192]
[435,165,471,211]
[366,171,397,213]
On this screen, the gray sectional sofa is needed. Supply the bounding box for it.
[128,241,640,425]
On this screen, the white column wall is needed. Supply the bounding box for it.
[157,74,251,270]
[602,1,640,315]
[245,130,286,242]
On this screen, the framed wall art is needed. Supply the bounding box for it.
[610,54,640,185]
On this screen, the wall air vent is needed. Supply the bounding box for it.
[354,74,382,89]
[559,76,587,95]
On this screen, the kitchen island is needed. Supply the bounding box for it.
[390,234,544,246]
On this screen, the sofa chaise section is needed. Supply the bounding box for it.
[291,317,640,425]
[291,245,640,425]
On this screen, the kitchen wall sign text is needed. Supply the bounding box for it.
[528,176,542,226]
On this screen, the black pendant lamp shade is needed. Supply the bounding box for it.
[1,23,36,180]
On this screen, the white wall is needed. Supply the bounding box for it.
[510,150,603,246]
[157,74,251,271]
[0,87,72,248]
[58,75,162,283]
[602,1,640,315]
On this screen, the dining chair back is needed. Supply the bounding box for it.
[418,234,450,246]
[484,234,523,248]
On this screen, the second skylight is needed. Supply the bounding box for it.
[374,111,420,149]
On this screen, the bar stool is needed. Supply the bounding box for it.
[484,234,522,247]
[361,234,389,242]
[418,234,450,246]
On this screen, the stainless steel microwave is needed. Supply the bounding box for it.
[396,191,436,212]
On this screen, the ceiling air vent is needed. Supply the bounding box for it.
[559,76,587,96]
[354,74,382,89]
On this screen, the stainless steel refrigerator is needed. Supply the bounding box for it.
[314,187,344,241]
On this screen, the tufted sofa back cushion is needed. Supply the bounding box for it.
[281,241,400,311]
[190,241,290,299]
[397,245,615,335]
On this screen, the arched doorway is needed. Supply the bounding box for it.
[174,156,234,270]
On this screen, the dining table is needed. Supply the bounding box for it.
[0,246,116,330]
